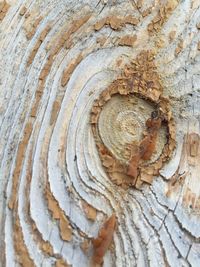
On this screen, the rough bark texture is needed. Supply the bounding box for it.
[0,0,200,266]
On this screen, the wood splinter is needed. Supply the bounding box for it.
[91,214,116,266]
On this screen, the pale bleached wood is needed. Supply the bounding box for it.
[0,0,200,267]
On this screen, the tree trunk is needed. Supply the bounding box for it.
[0,0,200,266]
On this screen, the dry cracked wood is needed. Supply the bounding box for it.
[0,0,200,267]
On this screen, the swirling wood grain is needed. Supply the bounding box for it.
[0,1,200,267]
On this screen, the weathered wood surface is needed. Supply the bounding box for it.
[0,0,200,266]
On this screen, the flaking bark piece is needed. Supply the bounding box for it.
[91,214,116,265]
[127,113,162,180]
[127,153,140,179]
[140,116,162,160]
[82,201,97,221]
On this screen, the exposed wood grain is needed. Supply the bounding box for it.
[0,0,200,266]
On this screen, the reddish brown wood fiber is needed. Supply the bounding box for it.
[92,214,116,265]
[127,111,162,179]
